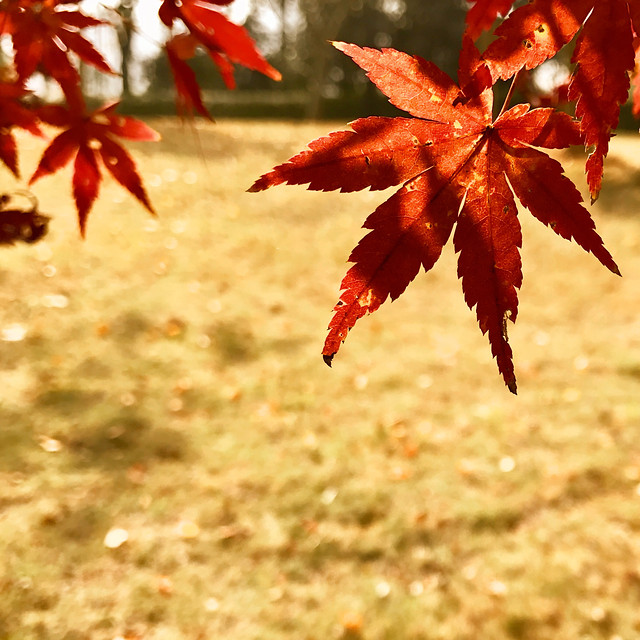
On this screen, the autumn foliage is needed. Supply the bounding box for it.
[1,0,638,391]
[0,0,279,232]
[253,0,640,392]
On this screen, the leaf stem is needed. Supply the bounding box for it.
[498,71,521,118]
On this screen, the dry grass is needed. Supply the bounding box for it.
[1,119,639,640]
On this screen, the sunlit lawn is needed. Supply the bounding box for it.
[1,119,640,640]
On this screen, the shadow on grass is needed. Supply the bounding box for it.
[0,407,38,473]
[7,382,193,471]
[0,576,61,639]
[0,401,191,472]
[207,319,258,363]
[66,410,191,470]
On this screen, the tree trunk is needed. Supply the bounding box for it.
[302,0,354,119]
[117,1,134,99]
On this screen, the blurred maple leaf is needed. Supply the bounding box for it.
[0,192,49,246]
[0,0,114,100]
[30,100,159,235]
[0,81,42,177]
[159,0,280,116]
[165,34,216,119]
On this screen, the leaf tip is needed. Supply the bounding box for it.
[507,379,517,395]
[323,354,334,368]
[247,174,272,192]
[331,41,351,54]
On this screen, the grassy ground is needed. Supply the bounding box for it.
[1,119,640,640]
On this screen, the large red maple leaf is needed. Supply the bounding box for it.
[250,38,619,393]
[481,0,640,202]
[30,100,159,235]
[0,0,114,100]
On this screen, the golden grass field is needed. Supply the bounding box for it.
[1,119,640,639]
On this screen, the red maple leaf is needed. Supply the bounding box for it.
[159,0,281,93]
[465,0,515,39]
[0,0,114,100]
[481,0,640,202]
[30,100,159,235]
[250,39,619,393]
[165,34,213,119]
[0,81,42,177]
[164,33,237,119]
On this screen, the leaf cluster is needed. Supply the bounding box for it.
[0,0,279,232]
[253,0,640,392]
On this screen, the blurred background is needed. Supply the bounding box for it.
[38,0,471,118]
[3,115,639,640]
[48,0,637,124]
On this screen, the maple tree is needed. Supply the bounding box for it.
[0,0,637,391]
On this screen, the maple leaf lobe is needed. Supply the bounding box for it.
[465,0,515,39]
